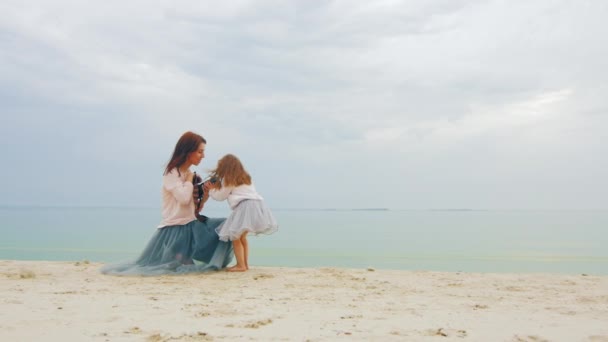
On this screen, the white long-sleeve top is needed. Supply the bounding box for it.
[157,168,196,228]
[209,182,263,209]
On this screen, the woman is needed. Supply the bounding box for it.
[101,131,233,275]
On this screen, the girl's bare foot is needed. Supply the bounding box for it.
[227,265,247,272]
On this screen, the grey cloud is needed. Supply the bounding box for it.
[0,0,607,209]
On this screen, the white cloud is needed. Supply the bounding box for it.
[0,0,606,208]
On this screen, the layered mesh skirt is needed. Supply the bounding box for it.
[216,199,278,241]
[101,218,233,276]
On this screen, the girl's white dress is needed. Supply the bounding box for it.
[209,182,278,241]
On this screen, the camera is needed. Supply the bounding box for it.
[193,172,203,201]
[193,173,218,201]
[193,174,218,223]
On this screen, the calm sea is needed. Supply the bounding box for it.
[1,207,607,275]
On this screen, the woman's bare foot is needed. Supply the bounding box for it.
[227,265,247,272]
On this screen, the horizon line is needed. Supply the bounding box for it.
[0,204,607,212]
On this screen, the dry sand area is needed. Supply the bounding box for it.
[1,260,607,341]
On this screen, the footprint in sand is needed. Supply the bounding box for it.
[427,328,467,338]
[577,296,601,304]
[253,273,274,280]
[147,332,211,341]
[318,268,344,276]
[446,282,463,287]
[6,270,37,279]
[244,319,273,329]
[147,334,163,342]
[503,286,525,292]
[124,326,142,334]
[512,335,549,342]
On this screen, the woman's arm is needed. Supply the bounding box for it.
[163,170,194,205]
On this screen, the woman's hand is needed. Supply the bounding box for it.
[201,190,210,204]
[203,180,216,191]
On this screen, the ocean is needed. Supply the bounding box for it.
[1,206,607,275]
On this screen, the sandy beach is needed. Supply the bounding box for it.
[1,260,607,341]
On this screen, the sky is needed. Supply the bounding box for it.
[1,0,607,210]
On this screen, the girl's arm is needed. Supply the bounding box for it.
[209,185,232,201]
[162,170,194,205]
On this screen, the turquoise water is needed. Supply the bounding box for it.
[1,207,607,275]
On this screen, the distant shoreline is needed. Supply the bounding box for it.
[1,205,607,212]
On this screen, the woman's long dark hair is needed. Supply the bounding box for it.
[164,131,206,176]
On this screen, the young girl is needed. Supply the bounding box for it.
[208,154,278,272]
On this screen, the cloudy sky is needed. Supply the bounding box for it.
[1,0,606,210]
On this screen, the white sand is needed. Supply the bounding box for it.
[1,260,607,341]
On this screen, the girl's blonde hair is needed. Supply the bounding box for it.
[210,154,251,188]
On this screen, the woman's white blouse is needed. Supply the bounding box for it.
[158,169,196,228]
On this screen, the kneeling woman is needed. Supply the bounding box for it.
[101,132,233,276]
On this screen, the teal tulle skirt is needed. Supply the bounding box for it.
[100,218,233,276]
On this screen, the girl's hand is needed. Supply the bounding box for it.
[203,180,214,191]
